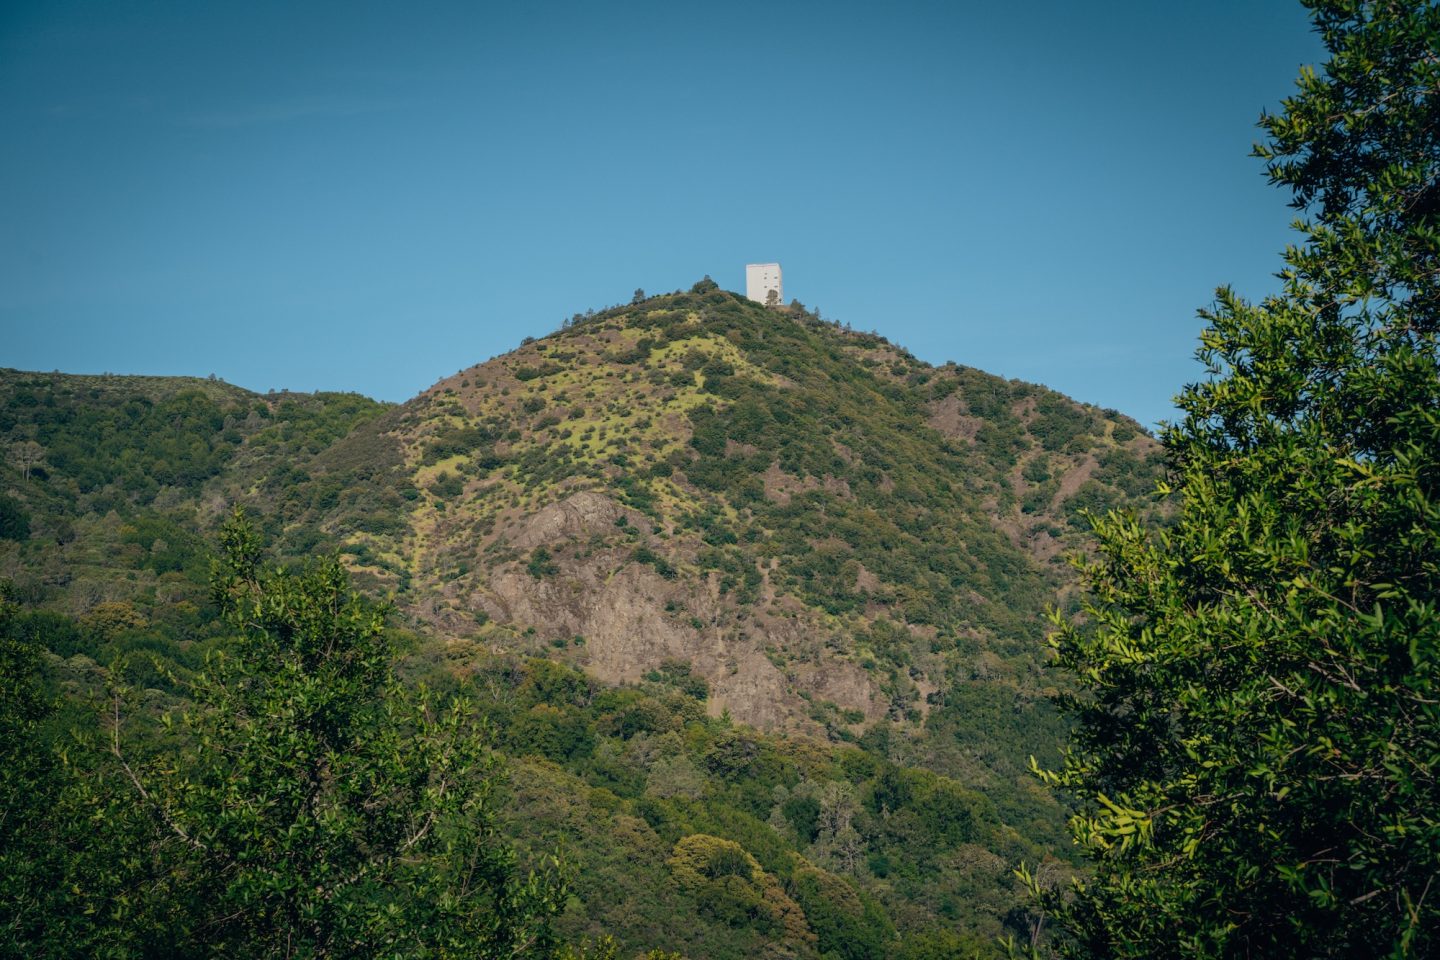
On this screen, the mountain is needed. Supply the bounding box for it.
[0,283,1165,956]
[278,283,1163,737]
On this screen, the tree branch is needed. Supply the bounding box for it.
[111,692,207,852]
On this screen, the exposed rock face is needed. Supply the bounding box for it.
[446,491,879,733]
[508,491,640,549]
[926,393,986,443]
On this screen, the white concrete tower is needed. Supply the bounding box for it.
[745,263,783,306]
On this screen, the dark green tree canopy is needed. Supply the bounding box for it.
[118,509,568,958]
[1030,2,1440,957]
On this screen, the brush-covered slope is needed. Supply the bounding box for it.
[0,294,1166,957]
[0,369,389,680]
[280,283,1163,740]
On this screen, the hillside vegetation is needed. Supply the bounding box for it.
[0,291,1164,956]
[278,287,1161,739]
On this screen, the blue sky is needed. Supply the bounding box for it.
[1,0,1323,427]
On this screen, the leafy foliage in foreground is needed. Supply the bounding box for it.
[0,581,71,950]
[1030,2,1440,956]
[151,509,567,956]
[0,514,569,958]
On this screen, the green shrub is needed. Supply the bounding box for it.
[0,495,30,541]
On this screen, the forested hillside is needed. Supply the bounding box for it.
[265,287,1161,746]
[0,292,1164,957]
[0,371,388,691]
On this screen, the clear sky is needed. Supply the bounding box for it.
[1,0,1323,427]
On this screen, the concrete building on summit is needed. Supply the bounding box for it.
[745,263,782,306]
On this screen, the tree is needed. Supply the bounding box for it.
[115,508,568,957]
[0,494,29,542]
[0,593,176,958]
[8,440,44,481]
[1027,3,1439,957]
[764,289,780,309]
[790,862,895,960]
[0,581,61,947]
[665,834,813,947]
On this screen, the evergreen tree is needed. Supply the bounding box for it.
[1029,2,1439,957]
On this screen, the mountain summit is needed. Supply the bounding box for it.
[282,282,1163,737]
